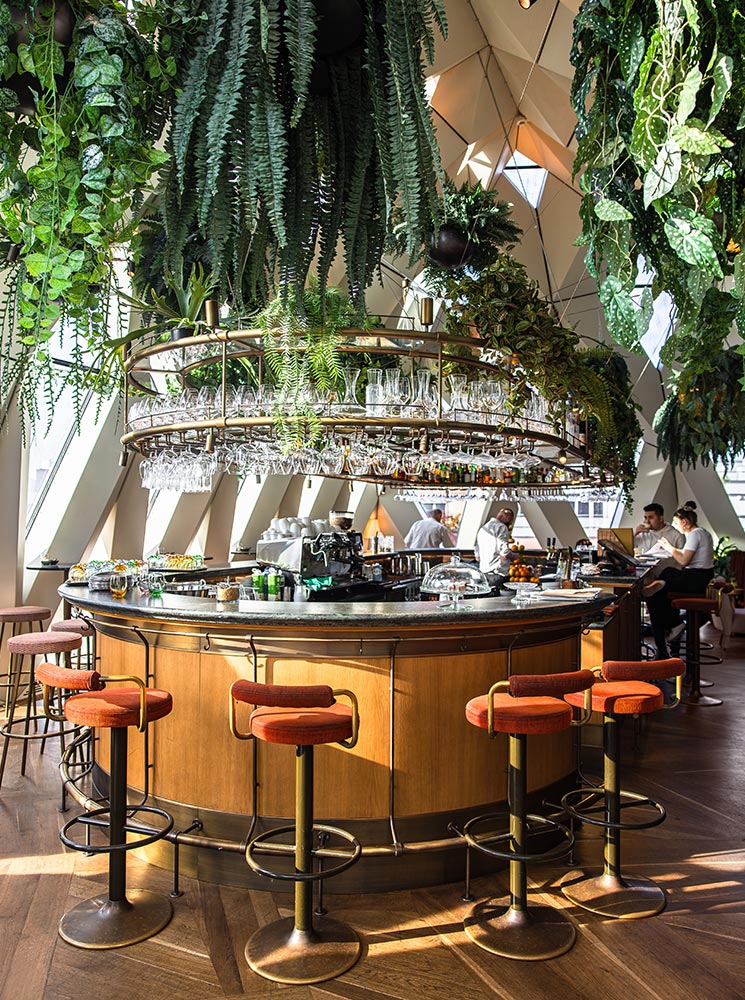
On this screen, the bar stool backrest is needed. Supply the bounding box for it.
[232,679,336,709]
[602,658,685,683]
[36,663,103,691]
[509,669,595,699]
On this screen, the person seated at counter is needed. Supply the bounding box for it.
[634,503,685,555]
[404,509,454,549]
[645,503,714,657]
[477,507,515,590]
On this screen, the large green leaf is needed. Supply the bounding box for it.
[643,141,681,207]
[664,215,723,277]
[709,54,733,125]
[598,276,640,350]
[619,13,644,84]
[675,66,703,125]
[594,198,633,221]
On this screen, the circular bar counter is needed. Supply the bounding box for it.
[59,585,613,891]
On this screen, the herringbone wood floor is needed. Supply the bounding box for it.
[2,625,745,999]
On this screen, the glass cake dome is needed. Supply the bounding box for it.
[420,555,491,609]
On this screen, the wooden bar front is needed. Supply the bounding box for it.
[61,587,613,891]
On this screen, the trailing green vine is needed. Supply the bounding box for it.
[571,0,745,369]
[0,1,194,431]
[444,255,641,501]
[653,347,745,469]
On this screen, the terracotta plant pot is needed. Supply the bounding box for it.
[429,224,474,269]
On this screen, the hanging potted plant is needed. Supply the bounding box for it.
[653,348,745,470]
[158,0,447,314]
[427,178,522,280]
[117,262,219,343]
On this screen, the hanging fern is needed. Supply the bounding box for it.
[160,0,446,313]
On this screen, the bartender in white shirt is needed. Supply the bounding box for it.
[477,507,516,588]
[634,503,685,554]
[404,509,454,549]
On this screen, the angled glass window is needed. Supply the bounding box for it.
[502,151,547,209]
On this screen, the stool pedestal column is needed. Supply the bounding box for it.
[681,613,722,707]
[464,733,576,961]
[562,715,666,918]
[58,727,173,949]
[245,744,361,985]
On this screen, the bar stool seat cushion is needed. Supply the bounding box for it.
[671,597,718,613]
[7,630,82,655]
[249,704,353,745]
[565,681,663,716]
[51,619,93,636]
[63,688,173,729]
[466,694,572,735]
[0,605,52,623]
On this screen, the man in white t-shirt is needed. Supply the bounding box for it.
[477,508,515,586]
[404,509,454,549]
[634,503,685,555]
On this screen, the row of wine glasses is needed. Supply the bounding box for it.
[127,370,563,433]
[140,449,218,492]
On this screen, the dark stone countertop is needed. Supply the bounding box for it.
[59,583,615,629]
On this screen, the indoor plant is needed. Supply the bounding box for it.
[418,178,521,292]
[653,347,745,470]
[0,0,188,429]
[570,0,745,368]
[444,254,641,501]
[159,0,447,313]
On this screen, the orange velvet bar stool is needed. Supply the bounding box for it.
[561,658,686,918]
[0,629,82,788]
[463,669,595,961]
[51,617,96,670]
[230,680,361,985]
[36,662,174,949]
[0,605,52,713]
[671,596,723,706]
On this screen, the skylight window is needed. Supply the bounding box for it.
[502,150,547,209]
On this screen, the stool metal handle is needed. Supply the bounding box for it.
[486,680,509,738]
[332,688,359,748]
[103,675,148,733]
[229,688,255,741]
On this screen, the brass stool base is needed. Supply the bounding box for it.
[561,870,666,919]
[464,897,575,961]
[245,916,361,984]
[682,692,722,707]
[59,890,173,949]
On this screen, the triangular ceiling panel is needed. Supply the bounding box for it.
[431,51,515,146]
[430,0,488,76]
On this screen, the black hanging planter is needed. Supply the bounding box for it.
[170,325,194,342]
[314,0,364,56]
[309,0,364,94]
[428,224,474,269]
[7,2,75,116]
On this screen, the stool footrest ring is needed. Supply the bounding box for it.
[246,823,361,883]
[60,804,174,854]
[561,787,666,831]
[463,811,573,864]
[0,716,77,741]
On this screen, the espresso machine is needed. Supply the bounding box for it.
[299,531,365,586]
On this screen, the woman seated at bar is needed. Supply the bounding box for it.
[645,503,714,657]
